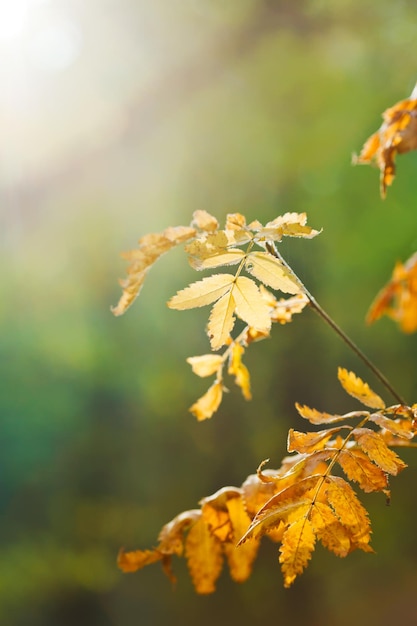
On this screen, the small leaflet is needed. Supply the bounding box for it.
[245,251,300,294]
[189,380,224,421]
[168,274,234,310]
[186,354,224,378]
[337,368,386,409]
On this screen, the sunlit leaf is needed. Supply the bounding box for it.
[245,251,300,293]
[185,517,224,594]
[310,502,351,557]
[224,496,261,583]
[228,342,251,400]
[279,516,316,588]
[186,354,224,378]
[117,548,162,573]
[168,274,234,310]
[232,276,272,331]
[353,428,407,475]
[287,427,345,454]
[191,209,219,231]
[337,368,386,409]
[189,380,224,421]
[207,291,236,350]
[337,448,389,493]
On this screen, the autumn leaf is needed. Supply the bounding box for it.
[367,252,417,333]
[118,548,162,573]
[228,342,251,401]
[337,368,385,409]
[168,274,235,310]
[186,354,224,378]
[337,448,389,493]
[353,428,407,475]
[112,225,196,316]
[353,84,417,197]
[287,427,345,454]
[245,251,300,293]
[191,209,219,232]
[185,517,224,594]
[189,380,224,421]
[368,412,415,440]
[295,402,368,425]
[310,502,351,557]
[279,516,316,588]
[224,496,261,583]
[207,291,236,350]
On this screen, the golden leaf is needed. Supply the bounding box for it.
[310,502,351,557]
[167,274,234,310]
[207,291,236,350]
[117,548,162,573]
[200,487,242,542]
[353,428,407,475]
[224,496,261,583]
[337,448,389,493]
[324,476,372,548]
[295,402,367,425]
[353,86,417,197]
[279,516,316,588]
[185,517,224,594]
[367,252,417,333]
[228,342,251,400]
[245,251,301,294]
[112,225,196,316]
[191,209,219,231]
[241,473,282,518]
[368,412,415,440]
[197,249,245,271]
[287,427,345,454]
[186,354,224,378]
[239,476,320,543]
[337,368,386,409]
[232,276,272,332]
[189,380,224,421]
[252,212,321,242]
[158,509,202,555]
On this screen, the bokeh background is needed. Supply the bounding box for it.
[2,1,417,624]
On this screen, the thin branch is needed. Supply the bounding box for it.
[266,243,407,405]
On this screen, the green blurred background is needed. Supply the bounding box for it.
[2,1,417,624]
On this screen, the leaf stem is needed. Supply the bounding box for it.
[266,243,407,405]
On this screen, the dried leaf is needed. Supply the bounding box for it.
[337,448,389,493]
[189,380,224,421]
[118,548,162,573]
[185,517,224,594]
[168,274,234,310]
[324,476,372,548]
[353,86,417,197]
[337,368,386,409]
[295,402,367,425]
[200,487,242,542]
[112,225,196,316]
[367,252,417,333]
[310,502,351,557]
[158,509,202,555]
[191,210,219,231]
[353,428,407,475]
[224,496,261,583]
[368,412,415,440]
[287,427,345,454]
[245,251,300,294]
[232,276,272,332]
[228,342,251,400]
[279,516,316,588]
[207,291,236,350]
[186,354,224,378]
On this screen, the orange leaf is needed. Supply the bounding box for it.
[310,502,351,557]
[224,496,261,583]
[337,448,389,493]
[228,342,251,400]
[279,516,316,588]
[353,86,417,197]
[324,476,372,550]
[189,380,224,421]
[367,252,417,333]
[200,486,242,542]
[117,548,162,573]
[287,427,345,454]
[337,368,385,409]
[185,517,224,594]
[295,402,367,425]
[353,428,407,475]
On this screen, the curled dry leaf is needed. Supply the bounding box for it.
[353,84,417,197]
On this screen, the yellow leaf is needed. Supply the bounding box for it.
[158,509,202,555]
[324,476,372,548]
[337,448,389,493]
[228,343,252,400]
[168,274,234,310]
[294,402,365,425]
[197,249,245,270]
[245,251,300,294]
[207,292,236,350]
[186,354,224,378]
[185,517,224,594]
[239,476,320,543]
[254,212,321,242]
[189,380,224,421]
[112,225,196,316]
[232,276,272,332]
[200,486,242,542]
[279,516,316,588]
[186,232,243,270]
[225,213,247,230]
[310,502,351,557]
[287,427,345,454]
[369,412,415,440]
[224,496,260,583]
[337,368,386,409]
[117,548,162,573]
[241,473,282,518]
[191,209,219,231]
[353,428,407,475]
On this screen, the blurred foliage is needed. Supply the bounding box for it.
[2,0,417,624]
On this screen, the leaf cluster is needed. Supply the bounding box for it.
[118,368,416,590]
